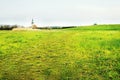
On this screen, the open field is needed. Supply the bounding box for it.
[0,25,120,80]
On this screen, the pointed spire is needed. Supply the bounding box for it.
[31,19,34,25]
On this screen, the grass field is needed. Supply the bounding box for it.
[0,25,120,80]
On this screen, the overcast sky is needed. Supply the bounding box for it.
[0,0,120,26]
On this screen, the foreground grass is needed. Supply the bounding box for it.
[0,25,120,80]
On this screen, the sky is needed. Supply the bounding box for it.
[0,0,120,26]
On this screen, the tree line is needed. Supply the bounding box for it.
[0,25,19,30]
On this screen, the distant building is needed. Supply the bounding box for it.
[31,19,38,29]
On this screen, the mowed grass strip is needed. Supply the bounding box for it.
[0,25,120,80]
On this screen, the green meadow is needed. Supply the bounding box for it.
[0,25,120,80]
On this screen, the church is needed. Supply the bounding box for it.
[31,19,38,29]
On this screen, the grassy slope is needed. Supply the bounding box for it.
[0,25,120,80]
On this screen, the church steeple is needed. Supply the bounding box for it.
[31,19,34,25]
[31,18,38,29]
